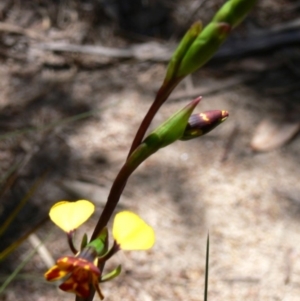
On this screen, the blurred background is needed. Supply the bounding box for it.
[0,1,300,300]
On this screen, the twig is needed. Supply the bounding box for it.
[34,41,172,62]
[215,26,300,60]
[35,42,133,58]
[0,21,45,40]
[264,17,300,34]
[169,74,255,101]
[34,18,300,65]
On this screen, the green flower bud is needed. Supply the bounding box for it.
[162,0,256,81]
[180,110,229,140]
[145,96,201,148]
[212,0,257,28]
[176,22,231,78]
[164,22,202,83]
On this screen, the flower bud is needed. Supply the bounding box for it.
[126,97,201,170]
[176,22,231,78]
[180,110,229,140]
[145,96,201,148]
[164,22,202,83]
[212,0,257,28]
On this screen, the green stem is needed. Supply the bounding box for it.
[204,233,210,301]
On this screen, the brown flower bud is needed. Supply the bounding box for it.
[180,110,229,140]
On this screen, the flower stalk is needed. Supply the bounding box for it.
[43,1,258,300]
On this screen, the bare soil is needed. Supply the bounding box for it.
[0,1,300,301]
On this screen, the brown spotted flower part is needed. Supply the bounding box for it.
[44,247,104,299]
[180,110,229,140]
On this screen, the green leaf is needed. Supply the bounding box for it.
[0,218,47,262]
[204,233,209,301]
[0,172,47,237]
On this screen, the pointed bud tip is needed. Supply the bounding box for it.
[221,110,229,119]
[180,109,229,141]
[190,21,202,34]
[191,96,202,106]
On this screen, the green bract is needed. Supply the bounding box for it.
[145,96,201,149]
[126,97,201,170]
[87,227,108,256]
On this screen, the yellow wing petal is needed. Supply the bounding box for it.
[112,211,155,250]
[49,200,95,232]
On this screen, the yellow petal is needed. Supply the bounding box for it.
[112,211,155,250]
[49,200,95,232]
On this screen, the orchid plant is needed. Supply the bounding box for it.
[45,200,154,299]
[44,0,257,300]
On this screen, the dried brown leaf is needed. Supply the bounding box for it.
[251,118,300,152]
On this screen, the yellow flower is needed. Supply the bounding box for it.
[48,200,155,251]
[45,200,155,299]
